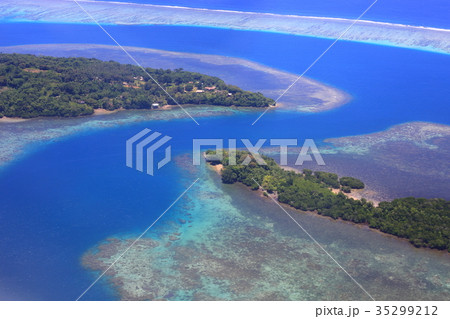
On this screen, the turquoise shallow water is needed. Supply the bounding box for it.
[0,11,449,300]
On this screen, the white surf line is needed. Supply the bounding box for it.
[76,178,200,301]
[72,0,200,126]
[251,0,379,126]
[252,178,376,301]
[69,0,450,33]
[27,0,450,34]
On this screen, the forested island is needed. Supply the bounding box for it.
[206,150,450,251]
[0,53,274,118]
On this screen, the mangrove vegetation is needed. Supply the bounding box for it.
[208,150,450,251]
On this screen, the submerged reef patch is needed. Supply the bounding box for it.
[265,122,450,202]
[81,156,450,300]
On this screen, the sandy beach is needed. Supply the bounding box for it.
[93,108,124,116]
[0,117,30,123]
[210,163,223,174]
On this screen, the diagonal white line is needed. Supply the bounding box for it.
[251,0,379,126]
[76,178,200,301]
[252,178,376,301]
[72,0,200,125]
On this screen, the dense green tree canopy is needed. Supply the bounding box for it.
[0,53,274,118]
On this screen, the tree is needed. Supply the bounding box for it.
[340,176,365,189]
[222,167,238,184]
[185,83,194,92]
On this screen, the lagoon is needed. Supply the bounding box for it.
[0,20,449,300]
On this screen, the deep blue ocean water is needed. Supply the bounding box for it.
[0,1,449,300]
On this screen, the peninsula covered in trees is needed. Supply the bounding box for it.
[207,150,450,251]
[0,53,274,118]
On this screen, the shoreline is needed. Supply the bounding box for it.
[0,43,351,123]
[269,193,446,255]
[207,159,380,206]
[0,107,127,122]
[0,104,266,123]
[281,165,380,205]
[206,160,448,253]
[0,117,30,123]
[92,108,124,116]
[0,106,240,169]
[0,43,350,113]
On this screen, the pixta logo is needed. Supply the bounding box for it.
[126,130,325,176]
[126,129,172,176]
